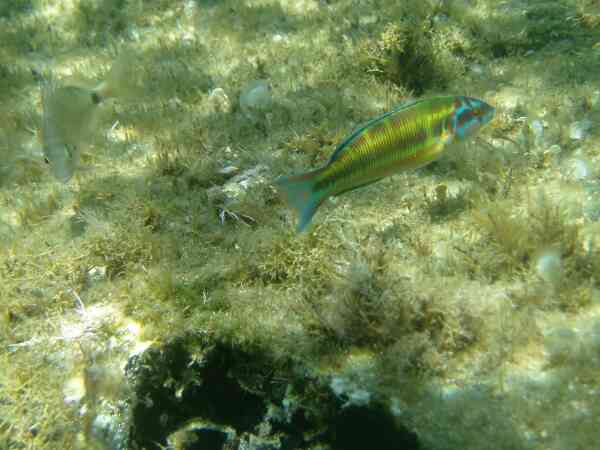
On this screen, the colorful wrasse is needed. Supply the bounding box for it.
[276,95,495,232]
[41,56,137,182]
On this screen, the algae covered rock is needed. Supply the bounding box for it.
[209,87,233,114]
[207,164,270,207]
[126,339,422,450]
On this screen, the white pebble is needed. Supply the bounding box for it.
[208,88,232,114]
[217,166,239,177]
[240,80,272,118]
[573,158,591,180]
[530,119,544,146]
[359,15,378,26]
[569,119,592,140]
[87,266,107,284]
[63,376,86,405]
[390,397,403,417]
[470,64,484,76]
[432,13,449,24]
[535,249,562,284]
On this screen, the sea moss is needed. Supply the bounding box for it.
[2,0,600,449]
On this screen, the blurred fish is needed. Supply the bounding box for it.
[276,95,495,232]
[40,57,136,182]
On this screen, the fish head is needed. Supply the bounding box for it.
[43,143,77,182]
[452,96,495,140]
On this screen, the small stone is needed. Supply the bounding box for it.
[572,158,591,181]
[245,433,281,450]
[223,165,268,195]
[470,64,484,76]
[530,119,544,147]
[569,119,592,140]
[494,87,526,111]
[208,165,269,205]
[91,412,129,450]
[87,266,107,284]
[272,33,285,43]
[208,87,232,114]
[358,14,378,26]
[432,13,449,24]
[168,97,183,110]
[217,165,239,178]
[347,388,371,406]
[240,80,272,119]
[535,249,562,284]
[390,397,403,417]
[63,376,86,405]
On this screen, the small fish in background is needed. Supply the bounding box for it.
[40,56,137,182]
[276,95,495,232]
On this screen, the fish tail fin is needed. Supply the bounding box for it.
[275,169,327,232]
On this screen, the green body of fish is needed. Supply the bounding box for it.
[276,95,495,232]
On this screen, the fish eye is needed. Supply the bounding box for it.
[44,157,50,165]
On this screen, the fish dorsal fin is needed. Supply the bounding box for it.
[328,99,423,163]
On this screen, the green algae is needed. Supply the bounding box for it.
[1,0,600,449]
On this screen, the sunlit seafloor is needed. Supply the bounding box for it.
[1,1,600,449]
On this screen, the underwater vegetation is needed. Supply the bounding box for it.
[1,0,600,449]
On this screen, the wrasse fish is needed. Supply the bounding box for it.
[41,57,135,182]
[276,95,495,232]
